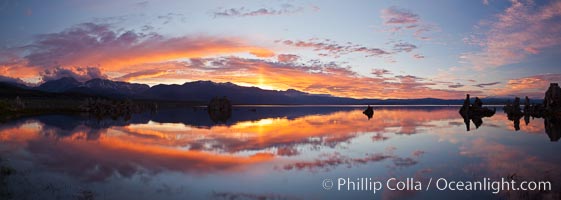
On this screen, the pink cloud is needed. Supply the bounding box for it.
[380,7,437,40]
[381,6,419,25]
[464,0,561,69]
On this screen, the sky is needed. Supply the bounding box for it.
[0,0,560,99]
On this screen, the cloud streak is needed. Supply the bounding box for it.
[278,39,392,58]
[448,83,464,88]
[116,69,170,82]
[393,42,417,53]
[212,4,306,18]
[474,81,500,88]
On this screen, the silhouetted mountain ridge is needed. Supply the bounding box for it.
[140,80,342,104]
[0,77,526,105]
[37,77,81,92]
[37,77,149,97]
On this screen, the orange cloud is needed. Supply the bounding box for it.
[491,74,561,98]
[3,23,274,82]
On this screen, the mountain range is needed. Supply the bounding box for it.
[0,77,528,105]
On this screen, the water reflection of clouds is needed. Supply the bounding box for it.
[459,138,559,179]
[489,114,545,134]
[458,137,561,198]
[1,122,275,181]
[109,108,460,153]
[1,106,559,199]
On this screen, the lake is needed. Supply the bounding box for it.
[0,106,560,199]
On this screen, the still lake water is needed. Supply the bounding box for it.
[0,106,560,200]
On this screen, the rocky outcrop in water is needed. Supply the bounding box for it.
[208,96,232,123]
[544,83,561,110]
[459,94,496,117]
[504,83,561,118]
[502,83,561,139]
[363,105,374,120]
[459,94,496,131]
[503,97,522,114]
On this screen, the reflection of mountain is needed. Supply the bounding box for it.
[8,106,460,132]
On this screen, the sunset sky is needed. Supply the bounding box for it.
[0,0,560,99]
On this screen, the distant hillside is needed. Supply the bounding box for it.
[0,77,526,105]
[0,82,94,99]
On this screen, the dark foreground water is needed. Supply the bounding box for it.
[0,106,560,200]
